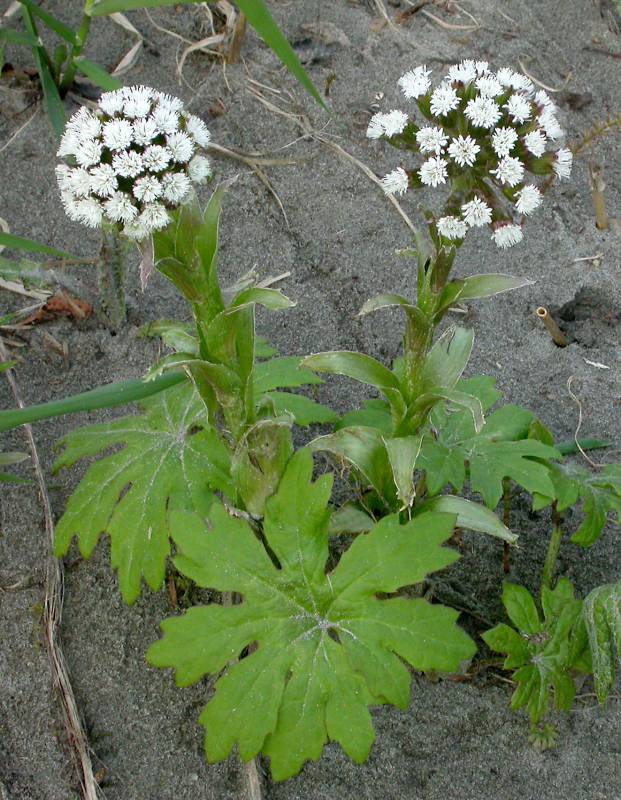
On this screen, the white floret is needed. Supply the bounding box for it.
[398,65,432,99]
[380,167,409,196]
[102,119,134,151]
[492,223,523,248]
[515,185,542,215]
[418,156,448,187]
[185,114,211,147]
[188,155,212,183]
[462,197,492,227]
[437,215,467,239]
[133,175,162,203]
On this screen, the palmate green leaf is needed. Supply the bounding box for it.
[148,449,475,780]
[418,388,560,508]
[483,579,584,727]
[533,463,621,547]
[580,581,621,703]
[53,383,233,603]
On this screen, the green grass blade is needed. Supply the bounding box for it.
[92,0,206,14]
[0,232,77,259]
[73,55,122,90]
[0,372,186,432]
[235,0,325,109]
[18,0,78,44]
[0,27,40,47]
[20,5,65,137]
[556,438,611,456]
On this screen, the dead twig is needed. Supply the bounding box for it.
[0,341,101,800]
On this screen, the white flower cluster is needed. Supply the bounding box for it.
[369,61,573,248]
[56,86,212,240]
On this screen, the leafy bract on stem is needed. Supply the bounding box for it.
[147,449,475,780]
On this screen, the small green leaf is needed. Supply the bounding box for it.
[140,320,199,354]
[482,623,530,666]
[230,286,295,311]
[417,496,517,543]
[302,351,403,403]
[73,56,122,90]
[54,383,233,603]
[420,326,474,393]
[502,583,542,635]
[336,399,392,435]
[148,450,474,779]
[34,47,66,137]
[309,426,395,505]
[458,274,533,300]
[383,434,423,509]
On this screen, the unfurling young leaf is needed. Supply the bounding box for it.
[148,449,475,780]
[54,383,233,604]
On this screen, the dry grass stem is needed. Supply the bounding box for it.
[0,107,39,156]
[246,86,416,233]
[567,376,604,469]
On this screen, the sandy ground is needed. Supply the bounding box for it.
[1,1,620,798]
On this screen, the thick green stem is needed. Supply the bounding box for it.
[59,0,94,94]
[541,502,563,590]
[99,224,129,330]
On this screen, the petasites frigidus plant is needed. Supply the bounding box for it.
[147,449,476,780]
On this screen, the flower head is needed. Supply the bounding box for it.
[56,85,213,239]
[366,110,408,139]
[464,96,501,128]
[367,61,571,249]
[491,127,518,158]
[523,129,547,157]
[491,156,525,187]
[505,93,532,124]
